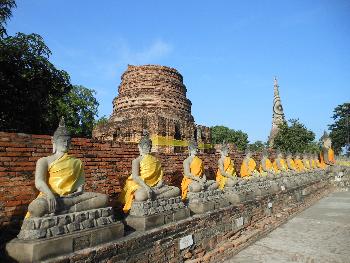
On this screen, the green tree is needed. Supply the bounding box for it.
[210,125,249,151]
[248,140,266,152]
[273,119,317,154]
[58,85,99,138]
[329,102,350,155]
[0,0,16,38]
[0,33,72,134]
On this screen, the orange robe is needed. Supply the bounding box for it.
[118,154,163,213]
[273,159,288,173]
[295,159,305,172]
[287,158,297,171]
[318,153,327,169]
[328,148,335,164]
[259,158,273,175]
[240,158,257,177]
[216,157,236,190]
[181,156,204,200]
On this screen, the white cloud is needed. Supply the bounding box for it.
[118,39,173,65]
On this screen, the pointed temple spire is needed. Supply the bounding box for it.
[269,76,286,147]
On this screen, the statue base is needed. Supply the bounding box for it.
[6,207,124,262]
[127,196,190,231]
[186,189,229,214]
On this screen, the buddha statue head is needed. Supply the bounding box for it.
[52,117,71,154]
[261,148,268,159]
[295,153,301,159]
[138,131,152,154]
[244,147,252,158]
[321,131,332,149]
[188,140,198,156]
[220,141,229,157]
[276,148,283,159]
[286,151,293,159]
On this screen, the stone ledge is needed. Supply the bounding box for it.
[6,221,124,263]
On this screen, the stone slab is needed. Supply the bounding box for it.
[188,200,216,214]
[126,207,190,231]
[6,221,124,263]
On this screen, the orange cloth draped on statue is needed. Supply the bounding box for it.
[181,156,204,200]
[303,159,311,170]
[295,159,305,172]
[216,157,236,190]
[240,158,257,177]
[311,159,317,169]
[319,153,327,169]
[273,159,288,173]
[328,148,335,164]
[118,154,163,213]
[259,159,273,175]
[25,153,85,218]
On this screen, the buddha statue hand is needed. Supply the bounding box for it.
[46,192,57,214]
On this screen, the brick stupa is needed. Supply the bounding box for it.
[93,65,211,152]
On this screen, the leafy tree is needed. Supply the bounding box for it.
[0,0,16,38]
[0,33,72,134]
[273,119,317,154]
[210,125,249,151]
[329,102,350,155]
[248,140,266,152]
[58,85,99,138]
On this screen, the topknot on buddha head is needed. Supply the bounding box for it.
[53,117,70,141]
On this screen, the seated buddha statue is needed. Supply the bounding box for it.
[286,152,298,173]
[294,153,306,173]
[259,148,276,177]
[320,131,336,166]
[240,148,259,178]
[181,141,218,200]
[118,133,180,213]
[216,142,238,190]
[27,118,108,218]
[302,151,311,170]
[273,149,289,174]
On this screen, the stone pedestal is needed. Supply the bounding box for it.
[6,207,124,262]
[186,189,228,214]
[126,196,190,231]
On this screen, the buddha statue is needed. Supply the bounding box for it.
[181,141,218,200]
[286,152,297,173]
[302,151,311,170]
[240,148,259,178]
[26,118,109,218]
[259,148,276,177]
[118,133,180,213]
[320,131,336,166]
[216,142,238,190]
[294,153,306,173]
[273,149,289,174]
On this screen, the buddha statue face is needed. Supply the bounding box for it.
[189,144,198,156]
[221,147,229,157]
[53,136,71,153]
[138,136,152,154]
[323,138,332,149]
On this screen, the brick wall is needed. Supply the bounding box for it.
[0,131,273,228]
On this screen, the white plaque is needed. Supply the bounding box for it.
[235,217,244,227]
[179,234,193,250]
[281,185,285,191]
[268,202,273,208]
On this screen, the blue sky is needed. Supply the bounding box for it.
[7,0,350,143]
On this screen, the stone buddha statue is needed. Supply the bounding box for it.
[286,152,298,173]
[273,149,289,174]
[27,118,109,218]
[240,148,259,178]
[259,148,276,177]
[181,141,218,200]
[118,133,180,213]
[294,153,305,173]
[216,142,238,190]
[320,131,336,166]
[302,151,311,170]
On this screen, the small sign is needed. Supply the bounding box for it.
[281,185,285,191]
[235,217,244,227]
[268,202,273,208]
[179,235,193,250]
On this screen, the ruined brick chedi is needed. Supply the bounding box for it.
[93,65,211,152]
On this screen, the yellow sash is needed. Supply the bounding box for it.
[295,159,305,172]
[259,158,273,176]
[240,158,256,177]
[216,157,236,190]
[181,156,203,200]
[119,154,163,213]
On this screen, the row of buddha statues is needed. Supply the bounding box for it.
[18,119,349,240]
